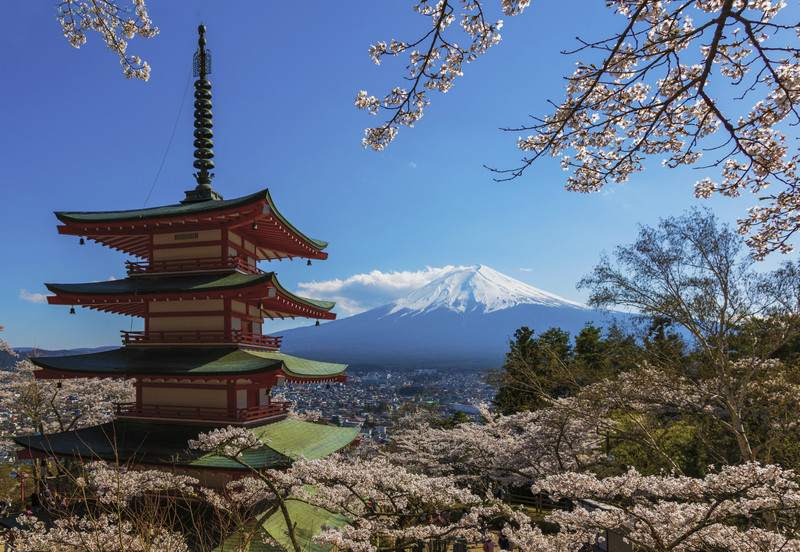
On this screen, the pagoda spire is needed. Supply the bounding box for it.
[183,24,223,203]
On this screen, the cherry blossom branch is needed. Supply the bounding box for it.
[56,0,158,81]
[357,1,526,150]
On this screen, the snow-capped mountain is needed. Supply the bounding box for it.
[387,265,588,315]
[276,265,615,370]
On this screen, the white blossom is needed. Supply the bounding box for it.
[357,0,521,151]
[56,0,158,81]
[361,0,800,258]
[188,425,265,458]
[0,359,134,449]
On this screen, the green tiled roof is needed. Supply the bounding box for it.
[262,500,349,552]
[45,272,335,311]
[251,418,361,461]
[14,419,359,471]
[56,188,328,250]
[46,272,270,296]
[246,351,349,379]
[213,500,350,552]
[268,277,335,311]
[57,189,269,223]
[31,347,347,378]
[212,520,281,552]
[192,420,360,470]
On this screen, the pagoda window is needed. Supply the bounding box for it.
[231,317,242,331]
[149,316,225,332]
[228,233,242,246]
[252,321,261,334]
[236,389,247,410]
[231,301,247,315]
[149,299,224,313]
[141,387,227,409]
[152,245,222,262]
[153,229,221,245]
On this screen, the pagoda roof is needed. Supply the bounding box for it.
[214,500,350,552]
[45,271,336,319]
[30,347,347,380]
[258,500,348,552]
[55,188,329,260]
[13,418,360,471]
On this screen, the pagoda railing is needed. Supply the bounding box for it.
[121,329,282,349]
[126,256,264,275]
[114,401,292,425]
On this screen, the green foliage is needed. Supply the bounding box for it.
[436,409,471,430]
[560,210,800,475]
[489,310,800,475]
[607,418,711,478]
[488,324,639,415]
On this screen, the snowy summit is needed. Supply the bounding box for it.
[387,265,588,316]
[277,264,610,369]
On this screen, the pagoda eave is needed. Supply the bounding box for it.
[31,366,284,385]
[56,189,329,260]
[283,373,347,384]
[13,418,360,473]
[29,347,348,380]
[47,296,337,320]
[45,272,337,320]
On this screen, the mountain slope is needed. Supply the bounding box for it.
[387,265,587,315]
[276,265,617,370]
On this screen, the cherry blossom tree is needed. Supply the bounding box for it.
[12,461,198,552]
[56,0,157,80]
[508,462,800,551]
[388,402,604,489]
[295,455,512,552]
[12,425,512,552]
[356,0,528,151]
[11,414,800,551]
[0,326,14,357]
[579,209,800,465]
[0,328,134,454]
[359,0,800,258]
[0,360,134,440]
[189,426,517,552]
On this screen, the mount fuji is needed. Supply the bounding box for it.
[276,265,617,370]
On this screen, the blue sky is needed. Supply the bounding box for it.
[1,1,795,348]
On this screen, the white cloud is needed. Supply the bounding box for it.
[519,268,533,272]
[297,265,467,317]
[408,161,417,169]
[19,289,51,304]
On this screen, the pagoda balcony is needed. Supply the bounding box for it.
[121,329,282,349]
[114,401,292,426]
[125,256,264,276]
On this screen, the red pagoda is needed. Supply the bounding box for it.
[15,26,358,489]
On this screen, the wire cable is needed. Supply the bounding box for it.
[142,72,193,208]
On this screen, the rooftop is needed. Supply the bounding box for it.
[31,347,347,380]
[14,417,360,471]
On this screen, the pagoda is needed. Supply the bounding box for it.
[15,26,358,489]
